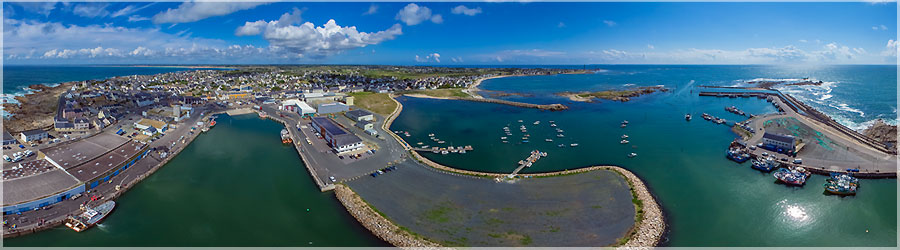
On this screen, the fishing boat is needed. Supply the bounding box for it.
[621,124,627,128]
[725,147,750,163]
[281,129,292,144]
[827,173,859,186]
[533,121,540,125]
[685,114,692,121]
[65,201,116,232]
[628,152,638,158]
[702,113,712,120]
[556,129,564,133]
[621,134,629,139]
[209,120,217,127]
[824,182,857,195]
[438,141,445,144]
[428,133,435,137]
[750,156,779,172]
[557,134,565,138]
[518,120,524,123]
[550,123,557,127]
[622,120,629,125]
[570,143,579,147]
[417,142,424,145]
[773,168,807,186]
[620,140,629,144]
[201,127,210,133]
[501,137,508,140]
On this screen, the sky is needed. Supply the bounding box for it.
[3,1,898,65]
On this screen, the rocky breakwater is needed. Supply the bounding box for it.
[458,97,568,111]
[557,86,669,103]
[334,184,442,248]
[862,119,898,151]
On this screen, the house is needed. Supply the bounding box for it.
[134,118,167,135]
[317,102,350,115]
[310,117,364,154]
[762,132,795,153]
[346,109,374,122]
[355,120,374,130]
[2,130,18,145]
[19,129,49,142]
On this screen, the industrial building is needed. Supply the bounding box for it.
[3,134,150,214]
[281,99,316,116]
[317,102,350,115]
[346,109,375,122]
[355,120,374,130]
[762,132,795,153]
[134,118,168,135]
[310,117,364,154]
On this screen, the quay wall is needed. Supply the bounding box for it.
[260,112,332,192]
[3,109,221,238]
[458,97,568,110]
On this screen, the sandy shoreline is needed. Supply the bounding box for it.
[464,74,522,99]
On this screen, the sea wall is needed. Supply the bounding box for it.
[334,184,442,248]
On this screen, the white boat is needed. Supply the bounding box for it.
[621,124,627,128]
[621,134,629,139]
[550,123,557,127]
[518,120,523,123]
[570,143,579,147]
[533,121,540,125]
[438,141,445,144]
[620,140,629,144]
[628,152,638,158]
[545,139,553,142]
[428,133,435,137]
[622,120,629,124]
[557,134,565,138]
[558,144,565,148]
[501,137,507,140]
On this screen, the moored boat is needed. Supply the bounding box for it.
[281,129,293,144]
[750,156,779,172]
[773,168,807,186]
[65,201,116,232]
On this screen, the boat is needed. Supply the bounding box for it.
[556,129,564,133]
[502,141,508,143]
[428,133,435,137]
[522,140,529,143]
[621,124,627,128]
[545,139,553,142]
[65,201,116,232]
[725,147,750,163]
[209,120,217,127]
[518,120,523,123]
[501,137,508,140]
[628,152,637,158]
[621,134,629,139]
[441,150,449,155]
[685,114,692,121]
[750,156,779,172]
[622,120,629,125]
[438,141,445,144]
[620,140,629,144]
[281,129,292,144]
[417,142,424,145]
[570,143,579,147]
[533,121,540,125]
[558,144,565,148]
[824,182,857,195]
[773,168,807,186]
[201,127,209,133]
[702,113,712,120]
[550,123,557,127]
[557,134,565,138]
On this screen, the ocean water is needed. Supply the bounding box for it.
[391,65,897,246]
[1,65,229,99]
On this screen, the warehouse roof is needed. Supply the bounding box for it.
[311,117,347,136]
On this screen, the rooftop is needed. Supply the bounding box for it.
[2,169,79,206]
[40,133,129,170]
[68,140,147,182]
[312,117,347,136]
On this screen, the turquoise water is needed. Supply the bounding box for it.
[391,65,897,246]
[4,114,386,247]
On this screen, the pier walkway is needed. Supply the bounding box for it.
[507,150,547,178]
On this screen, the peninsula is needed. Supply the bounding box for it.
[557,86,670,102]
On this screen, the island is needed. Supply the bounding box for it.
[557,86,670,102]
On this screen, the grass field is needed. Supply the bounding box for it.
[403,88,472,98]
[348,92,398,115]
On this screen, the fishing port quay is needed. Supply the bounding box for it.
[701,87,897,178]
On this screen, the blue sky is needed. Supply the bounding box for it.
[3,1,898,65]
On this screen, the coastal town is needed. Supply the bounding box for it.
[1,65,896,247]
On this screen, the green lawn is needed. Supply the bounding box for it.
[348,92,398,116]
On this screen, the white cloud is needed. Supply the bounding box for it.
[15,2,58,16]
[73,3,110,18]
[872,24,888,30]
[415,53,440,63]
[363,4,378,15]
[111,3,156,18]
[647,44,655,49]
[603,20,616,27]
[799,39,808,43]
[235,9,403,58]
[818,42,854,60]
[881,39,898,57]
[396,3,441,26]
[450,56,463,63]
[451,5,482,16]
[152,1,265,24]
[128,15,151,22]
[481,49,565,62]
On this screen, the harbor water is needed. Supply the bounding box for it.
[4,114,386,247]
[391,65,897,246]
